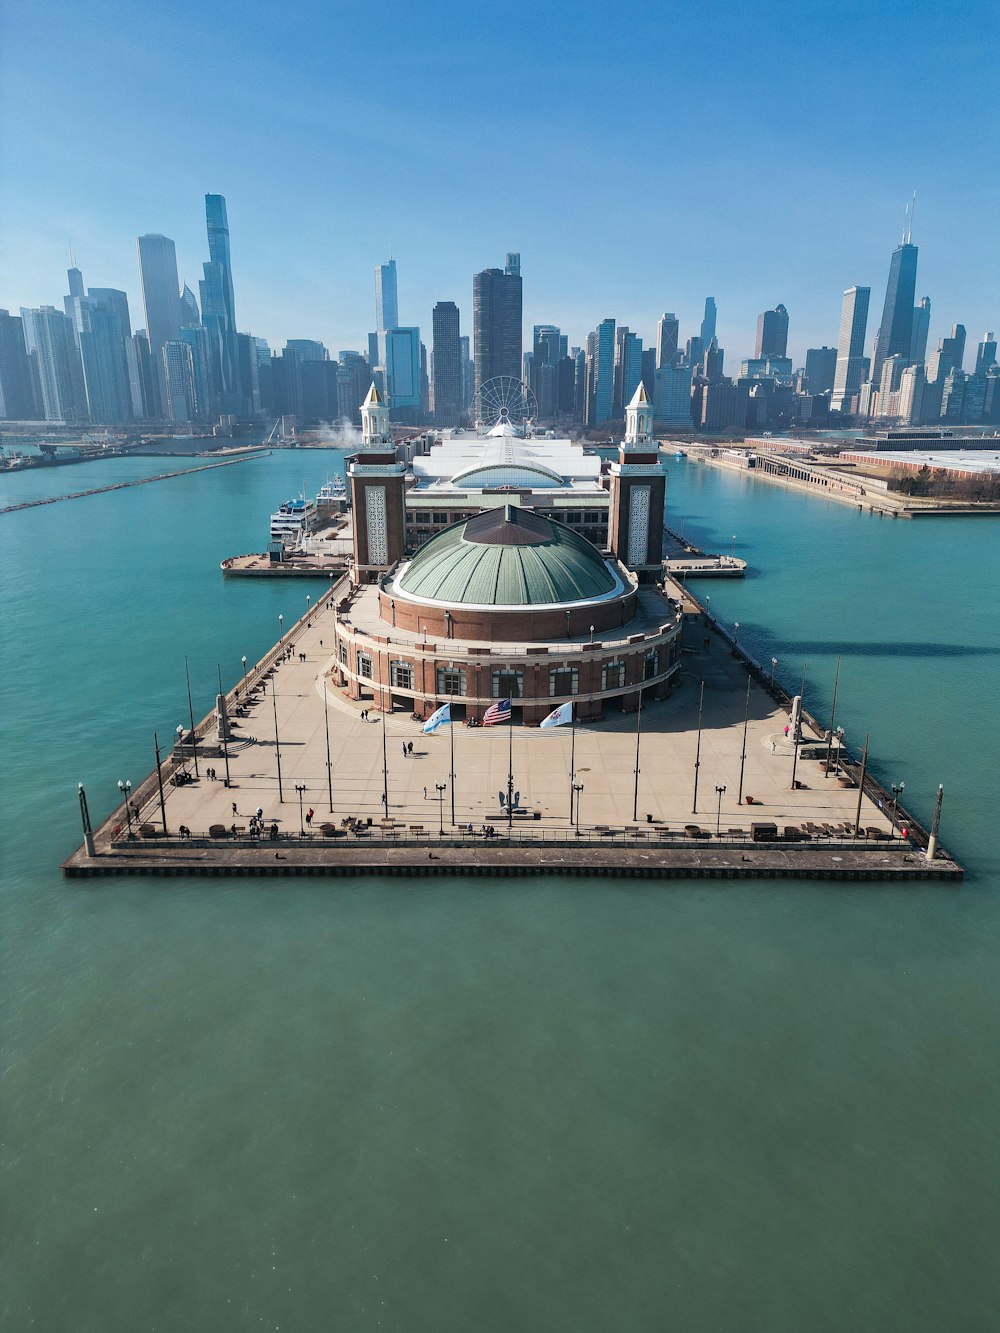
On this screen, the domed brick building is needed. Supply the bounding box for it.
[330,382,682,723]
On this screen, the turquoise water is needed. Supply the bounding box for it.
[2,452,998,1331]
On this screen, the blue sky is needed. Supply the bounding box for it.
[2,0,997,365]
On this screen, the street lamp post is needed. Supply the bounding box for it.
[573,782,584,834]
[184,656,199,777]
[890,781,905,838]
[278,613,284,642]
[832,726,845,776]
[824,655,841,779]
[117,779,133,836]
[733,621,740,656]
[295,783,307,835]
[435,782,446,836]
[78,783,95,857]
[272,686,284,802]
[715,783,727,836]
[705,594,711,619]
[153,732,168,835]
[589,624,595,643]
[692,680,705,813]
[241,655,248,695]
[216,664,232,789]
[770,657,777,689]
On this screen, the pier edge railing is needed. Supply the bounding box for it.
[680,590,933,853]
[117,576,348,834]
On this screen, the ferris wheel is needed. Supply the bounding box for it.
[474,376,537,432]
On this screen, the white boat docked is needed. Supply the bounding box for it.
[316,474,347,505]
[269,495,317,544]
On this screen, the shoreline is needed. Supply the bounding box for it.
[681,445,1000,518]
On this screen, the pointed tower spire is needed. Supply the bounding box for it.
[360,380,391,446]
[624,380,654,445]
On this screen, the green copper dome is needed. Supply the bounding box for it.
[394,504,620,608]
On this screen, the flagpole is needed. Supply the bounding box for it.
[568,703,576,824]
[632,683,643,822]
[507,701,514,835]
[737,673,751,804]
[381,705,389,813]
[449,711,456,827]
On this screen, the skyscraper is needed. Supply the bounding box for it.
[200,194,239,414]
[384,327,422,420]
[375,260,398,334]
[180,284,201,327]
[975,332,998,377]
[613,327,642,414]
[87,288,131,339]
[871,229,918,389]
[0,310,38,419]
[585,318,615,426]
[755,303,789,358]
[459,335,473,413]
[656,313,679,368]
[804,347,837,395]
[472,258,522,404]
[432,301,461,426]
[136,234,182,374]
[700,297,717,348]
[831,286,871,412]
[162,340,197,423]
[910,296,931,365]
[653,362,693,423]
[20,306,84,421]
[927,325,967,383]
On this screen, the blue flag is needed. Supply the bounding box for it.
[422,703,452,734]
[540,701,573,730]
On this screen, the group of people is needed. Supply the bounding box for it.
[205,767,221,781]
[401,741,415,757]
[245,815,278,840]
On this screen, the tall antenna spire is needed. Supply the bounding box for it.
[908,189,916,243]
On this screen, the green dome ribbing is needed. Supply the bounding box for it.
[394,504,618,607]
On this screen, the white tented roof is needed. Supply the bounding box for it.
[411,430,603,495]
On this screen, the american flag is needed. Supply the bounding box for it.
[482,697,512,726]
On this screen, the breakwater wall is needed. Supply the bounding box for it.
[0,452,268,515]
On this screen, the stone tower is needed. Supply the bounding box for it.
[607,382,664,581]
[349,382,406,583]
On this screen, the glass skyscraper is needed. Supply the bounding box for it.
[432,301,461,426]
[831,286,871,412]
[872,239,918,390]
[375,261,398,334]
[472,260,522,404]
[200,194,239,414]
[755,303,789,358]
[700,297,717,348]
[136,234,182,372]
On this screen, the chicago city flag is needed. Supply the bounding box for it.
[539,701,573,729]
[422,703,452,734]
[483,698,512,726]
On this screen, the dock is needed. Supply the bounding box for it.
[661,524,748,578]
[63,578,962,883]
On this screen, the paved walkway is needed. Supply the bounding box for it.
[119,598,897,844]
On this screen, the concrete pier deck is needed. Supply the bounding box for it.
[64,581,962,882]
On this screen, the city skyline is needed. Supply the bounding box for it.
[2,1,997,363]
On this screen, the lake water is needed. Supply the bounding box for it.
[2,449,998,1331]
